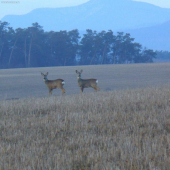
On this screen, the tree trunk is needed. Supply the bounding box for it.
[101,44,107,64]
[28,34,33,67]
[8,38,18,67]
[0,43,3,59]
[24,37,27,67]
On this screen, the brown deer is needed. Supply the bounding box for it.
[41,72,65,96]
[75,70,100,93]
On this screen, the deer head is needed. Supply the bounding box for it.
[75,70,83,79]
[41,72,48,81]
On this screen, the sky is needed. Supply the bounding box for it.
[0,0,170,20]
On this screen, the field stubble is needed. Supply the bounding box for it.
[1,87,170,169]
[1,63,170,100]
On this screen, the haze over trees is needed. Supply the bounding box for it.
[154,51,170,63]
[0,21,157,69]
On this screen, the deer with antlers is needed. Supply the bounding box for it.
[41,72,65,96]
[75,70,100,93]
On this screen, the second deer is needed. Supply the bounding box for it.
[75,70,100,93]
[41,72,65,96]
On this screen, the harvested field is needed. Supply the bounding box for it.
[0,63,170,100]
[1,63,170,169]
[0,87,170,169]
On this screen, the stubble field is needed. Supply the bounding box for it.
[0,63,170,100]
[1,63,170,169]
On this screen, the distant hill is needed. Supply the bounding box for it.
[2,0,170,31]
[2,0,170,51]
[128,20,170,51]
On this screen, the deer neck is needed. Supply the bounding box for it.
[78,77,84,87]
[44,77,48,83]
[77,76,82,81]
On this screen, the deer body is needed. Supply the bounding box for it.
[76,70,100,93]
[41,72,65,96]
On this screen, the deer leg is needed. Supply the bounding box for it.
[61,87,65,95]
[94,87,97,92]
[96,86,100,91]
[80,87,84,93]
[94,86,100,92]
[49,89,52,96]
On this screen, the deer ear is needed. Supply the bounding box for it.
[75,70,78,73]
[46,72,48,75]
[41,72,44,76]
[80,70,83,73]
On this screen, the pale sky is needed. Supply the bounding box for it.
[0,0,170,20]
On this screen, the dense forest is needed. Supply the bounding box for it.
[0,21,158,69]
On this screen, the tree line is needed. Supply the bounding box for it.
[154,51,170,63]
[0,21,157,69]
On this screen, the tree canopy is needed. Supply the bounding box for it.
[0,21,157,69]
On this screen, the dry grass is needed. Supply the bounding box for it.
[1,87,170,169]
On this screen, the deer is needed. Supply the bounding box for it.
[75,70,100,93]
[41,72,65,96]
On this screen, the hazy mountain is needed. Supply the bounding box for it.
[128,20,170,51]
[2,0,170,31]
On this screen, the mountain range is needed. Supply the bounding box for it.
[128,20,170,51]
[2,0,170,51]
